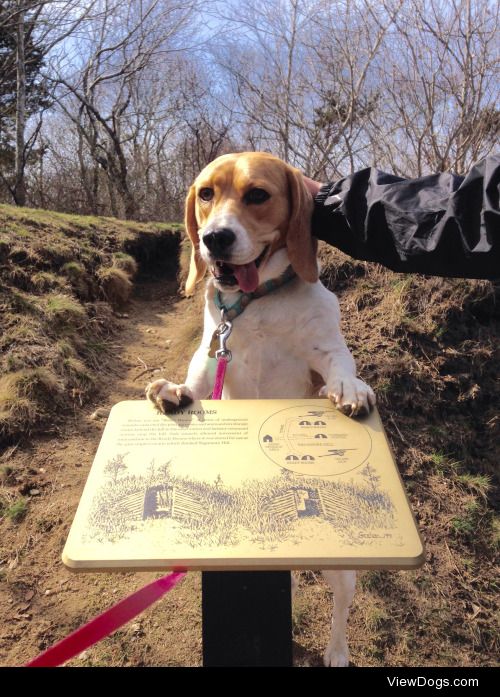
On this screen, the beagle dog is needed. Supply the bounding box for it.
[146,151,376,667]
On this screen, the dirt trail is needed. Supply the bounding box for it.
[0,281,205,667]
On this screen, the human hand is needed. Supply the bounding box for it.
[303,175,324,197]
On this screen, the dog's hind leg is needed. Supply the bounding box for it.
[321,570,356,667]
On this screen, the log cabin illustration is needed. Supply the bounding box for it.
[143,484,207,521]
[111,484,208,522]
[111,482,353,526]
[261,486,352,522]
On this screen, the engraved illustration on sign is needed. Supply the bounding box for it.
[84,454,396,550]
[258,405,372,476]
[62,400,424,571]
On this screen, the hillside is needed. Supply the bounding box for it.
[0,204,180,445]
[316,244,499,665]
[0,205,498,667]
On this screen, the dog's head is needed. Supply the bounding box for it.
[184,152,317,295]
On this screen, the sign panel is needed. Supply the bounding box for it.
[63,400,424,571]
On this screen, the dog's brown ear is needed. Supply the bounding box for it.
[286,166,318,284]
[184,185,207,296]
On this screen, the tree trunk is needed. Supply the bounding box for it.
[106,177,119,218]
[14,4,26,206]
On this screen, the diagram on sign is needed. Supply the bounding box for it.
[258,404,372,476]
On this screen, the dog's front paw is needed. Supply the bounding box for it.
[145,379,193,414]
[321,376,376,417]
[323,638,350,667]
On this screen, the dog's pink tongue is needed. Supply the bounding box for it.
[233,261,259,292]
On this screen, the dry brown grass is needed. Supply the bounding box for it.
[97,266,133,307]
[0,368,63,439]
[112,253,138,278]
[295,243,500,665]
[0,204,180,446]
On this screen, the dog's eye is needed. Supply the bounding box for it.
[199,187,214,201]
[245,188,270,204]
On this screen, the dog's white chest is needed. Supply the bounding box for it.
[214,298,313,399]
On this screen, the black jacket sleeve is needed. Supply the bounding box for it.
[312,154,500,280]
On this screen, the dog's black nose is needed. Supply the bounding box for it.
[202,228,236,257]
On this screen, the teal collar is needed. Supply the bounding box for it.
[214,265,297,320]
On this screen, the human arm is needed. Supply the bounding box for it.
[310,155,500,280]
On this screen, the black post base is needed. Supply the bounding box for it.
[202,571,292,666]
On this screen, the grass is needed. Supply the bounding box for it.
[44,293,87,326]
[0,465,13,481]
[451,504,479,535]
[0,491,28,523]
[112,252,138,278]
[456,473,492,498]
[5,498,28,523]
[97,266,133,307]
[428,452,462,476]
[364,605,390,631]
[0,203,181,445]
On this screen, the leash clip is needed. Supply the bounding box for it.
[215,317,232,362]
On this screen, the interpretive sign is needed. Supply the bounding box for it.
[63,399,424,571]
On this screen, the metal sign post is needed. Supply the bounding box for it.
[202,571,292,666]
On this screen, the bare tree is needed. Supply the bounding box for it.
[300,0,404,178]
[14,2,27,205]
[213,0,322,168]
[212,0,402,178]
[1,1,96,205]
[46,0,199,219]
[368,0,499,176]
[9,0,498,217]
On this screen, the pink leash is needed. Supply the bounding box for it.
[26,571,186,666]
[212,356,228,400]
[211,316,232,400]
